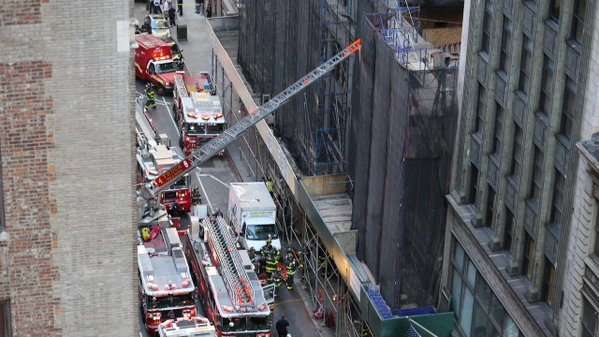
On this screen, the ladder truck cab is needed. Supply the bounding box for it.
[158,317,216,337]
[137,137,192,214]
[229,182,281,252]
[135,33,178,95]
[172,73,225,156]
[183,217,272,337]
[138,227,197,334]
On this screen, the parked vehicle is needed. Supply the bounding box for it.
[135,34,177,95]
[172,73,225,156]
[140,14,172,40]
[183,216,273,337]
[228,182,281,252]
[138,227,196,333]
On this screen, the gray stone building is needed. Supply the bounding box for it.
[0,1,137,336]
[441,0,598,336]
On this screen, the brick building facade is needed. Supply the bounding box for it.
[0,1,137,336]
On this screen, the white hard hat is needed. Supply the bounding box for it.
[286,335,291,337]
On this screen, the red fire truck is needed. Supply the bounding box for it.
[138,227,197,333]
[136,110,192,214]
[137,141,192,214]
[172,73,226,156]
[183,217,273,337]
[135,33,178,95]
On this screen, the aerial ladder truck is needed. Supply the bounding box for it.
[140,38,362,335]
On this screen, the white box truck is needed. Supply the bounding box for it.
[228,182,281,251]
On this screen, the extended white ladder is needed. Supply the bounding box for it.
[148,39,362,195]
[205,216,254,306]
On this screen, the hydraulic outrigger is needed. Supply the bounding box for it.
[145,39,362,197]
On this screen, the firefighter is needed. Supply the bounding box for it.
[286,259,297,291]
[264,252,277,282]
[319,254,328,276]
[266,176,274,196]
[144,83,157,111]
[272,269,282,292]
[261,238,274,257]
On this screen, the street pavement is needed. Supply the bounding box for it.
[134,2,331,337]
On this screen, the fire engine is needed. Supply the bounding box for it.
[172,73,226,156]
[135,33,178,95]
[158,317,216,337]
[183,217,272,337]
[138,226,197,333]
[136,110,192,214]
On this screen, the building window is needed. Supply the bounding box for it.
[581,297,598,337]
[594,203,599,256]
[528,147,543,205]
[0,299,11,337]
[504,208,514,252]
[474,85,486,133]
[481,2,494,53]
[499,17,512,73]
[571,0,587,43]
[523,233,536,279]
[485,185,496,227]
[518,36,533,95]
[550,170,566,226]
[559,78,577,144]
[511,126,523,178]
[549,0,561,21]
[469,164,479,205]
[450,240,522,337]
[492,104,504,155]
[539,55,554,114]
[541,257,556,305]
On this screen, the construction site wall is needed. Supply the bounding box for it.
[238,0,323,174]
[348,15,457,310]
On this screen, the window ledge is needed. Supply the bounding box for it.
[0,230,8,242]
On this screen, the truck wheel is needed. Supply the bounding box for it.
[156,85,166,96]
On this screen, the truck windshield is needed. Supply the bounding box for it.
[206,124,225,134]
[186,123,205,135]
[220,317,246,332]
[146,293,194,310]
[186,123,224,135]
[151,20,169,29]
[247,316,271,330]
[245,224,278,240]
[155,62,176,74]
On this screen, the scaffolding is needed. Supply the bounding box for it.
[209,0,457,334]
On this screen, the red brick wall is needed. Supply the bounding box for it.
[0,62,61,337]
[0,0,41,26]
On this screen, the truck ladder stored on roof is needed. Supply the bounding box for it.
[205,216,254,306]
[147,39,362,196]
[136,108,158,148]
[173,74,189,99]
